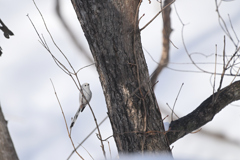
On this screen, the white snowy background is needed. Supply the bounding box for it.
[0,0,240,160]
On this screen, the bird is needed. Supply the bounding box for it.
[70,83,92,129]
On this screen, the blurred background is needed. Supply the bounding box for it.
[0,0,240,160]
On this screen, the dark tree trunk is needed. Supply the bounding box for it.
[0,106,19,160]
[71,0,171,154]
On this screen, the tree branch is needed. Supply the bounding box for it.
[167,80,240,144]
[151,0,173,86]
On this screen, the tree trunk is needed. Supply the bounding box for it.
[0,106,19,160]
[71,0,171,154]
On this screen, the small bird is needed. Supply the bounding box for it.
[70,83,92,129]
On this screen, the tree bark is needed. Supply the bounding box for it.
[71,0,171,154]
[0,106,19,160]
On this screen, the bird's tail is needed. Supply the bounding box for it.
[70,106,82,128]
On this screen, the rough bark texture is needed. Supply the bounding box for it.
[167,80,240,144]
[0,106,19,160]
[71,0,171,154]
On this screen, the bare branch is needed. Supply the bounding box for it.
[212,49,217,102]
[50,79,84,160]
[151,0,173,86]
[174,2,222,75]
[30,1,106,158]
[67,116,108,160]
[171,83,184,121]
[228,14,240,44]
[213,36,227,103]
[107,141,112,159]
[33,0,77,76]
[166,103,179,120]
[140,0,175,31]
[215,0,238,47]
[77,63,95,74]
[166,80,240,144]
[82,146,94,160]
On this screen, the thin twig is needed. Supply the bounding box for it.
[212,47,217,102]
[171,83,184,122]
[140,0,175,31]
[101,135,114,142]
[215,0,237,47]
[214,36,226,103]
[165,65,240,76]
[166,103,179,119]
[230,66,240,84]
[169,38,178,49]
[30,1,106,158]
[174,2,212,74]
[228,14,240,44]
[82,146,94,160]
[77,63,95,74]
[162,115,169,121]
[27,14,75,77]
[33,0,77,75]
[74,73,107,159]
[50,79,84,160]
[67,116,108,160]
[108,141,112,159]
[138,13,145,24]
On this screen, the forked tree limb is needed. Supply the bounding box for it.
[166,80,240,144]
